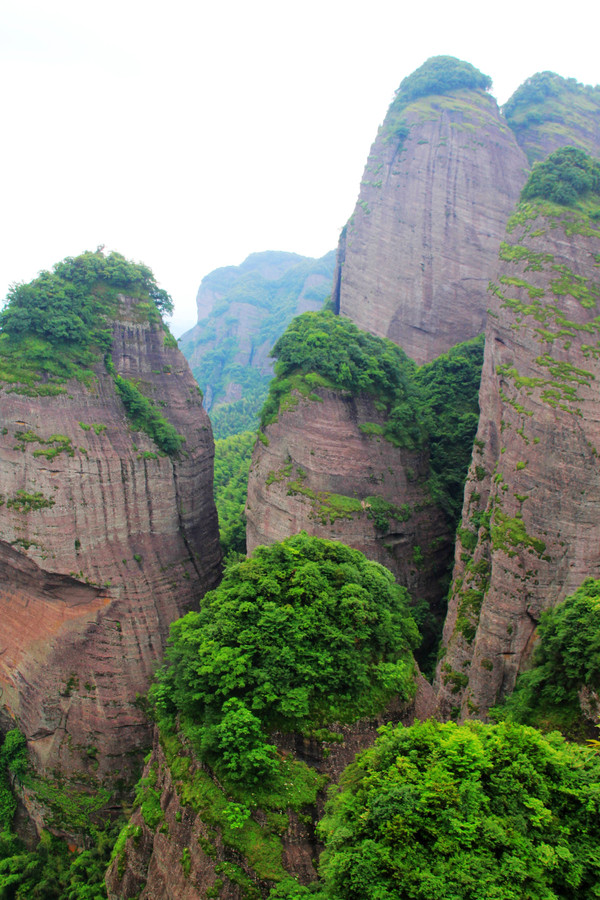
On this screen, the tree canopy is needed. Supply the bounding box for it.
[151,533,418,787]
[393,56,491,108]
[521,147,600,206]
[315,719,600,900]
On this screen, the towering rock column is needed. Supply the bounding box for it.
[436,184,600,718]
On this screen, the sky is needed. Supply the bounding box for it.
[2,1,599,336]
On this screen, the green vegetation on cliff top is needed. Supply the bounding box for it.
[0,250,185,456]
[383,56,492,143]
[521,146,600,208]
[151,533,418,788]
[393,56,491,108]
[0,249,173,390]
[503,72,600,164]
[260,311,483,527]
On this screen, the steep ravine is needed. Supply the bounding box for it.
[0,296,221,796]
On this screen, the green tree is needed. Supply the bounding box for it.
[151,533,418,787]
[317,719,600,899]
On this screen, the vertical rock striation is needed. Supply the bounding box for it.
[436,193,600,719]
[0,296,221,792]
[333,67,528,363]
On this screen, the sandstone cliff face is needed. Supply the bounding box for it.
[332,89,528,364]
[0,298,221,792]
[435,203,600,718]
[105,678,434,900]
[245,388,451,618]
[179,252,335,434]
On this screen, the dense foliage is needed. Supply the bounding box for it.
[213,430,255,558]
[392,56,491,109]
[151,533,418,787]
[0,250,173,388]
[416,335,484,523]
[315,719,600,900]
[521,147,600,206]
[497,578,600,735]
[0,730,115,898]
[179,251,335,439]
[260,311,483,528]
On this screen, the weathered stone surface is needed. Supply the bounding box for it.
[435,204,600,719]
[106,677,433,900]
[246,388,451,615]
[333,88,528,364]
[0,298,221,791]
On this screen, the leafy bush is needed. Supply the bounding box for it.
[151,533,418,787]
[497,577,600,735]
[316,719,600,899]
[111,370,184,456]
[521,147,600,206]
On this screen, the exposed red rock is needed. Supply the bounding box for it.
[333,88,528,364]
[0,297,221,793]
[435,203,600,718]
[245,387,451,617]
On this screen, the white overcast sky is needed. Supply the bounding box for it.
[2,1,599,336]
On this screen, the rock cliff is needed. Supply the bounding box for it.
[246,387,451,637]
[179,251,335,437]
[0,293,221,795]
[436,177,600,718]
[332,58,528,364]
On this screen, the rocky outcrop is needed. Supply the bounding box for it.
[0,297,221,794]
[435,200,600,718]
[333,84,528,363]
[105,677,434,900]
[246,388,451,620]
[503,72,600,165]
[179,252,335,435]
